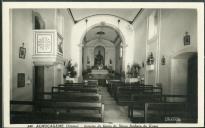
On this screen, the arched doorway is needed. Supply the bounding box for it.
[81,24,125,80]
[170,51,197,121]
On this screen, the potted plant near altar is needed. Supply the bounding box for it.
[126,63,141,83]
[131,63,141,77]
[65,60,77,83]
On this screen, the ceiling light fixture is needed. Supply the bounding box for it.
[96,31,105,35]
[118,19,120,28]
[85,19,88,42]
[96,26,105,41]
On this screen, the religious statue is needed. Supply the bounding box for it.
[94,51,104,67]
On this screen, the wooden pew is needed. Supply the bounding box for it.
[52,86,99,93]
[62,83,84,86]
[35,94,104,122]
[107,81,124,96]
[11,98,104,123]
[11,109,103,123]
[52,92,102,103]
[128,93,162,122]
[60,82,98,87]
[109,83,153,98]
[115,86,161,105]
[144,102,190,123]
[162,94,187,102]
[85,80,98,86]
[108,82,141,97]
[129,95,190,123]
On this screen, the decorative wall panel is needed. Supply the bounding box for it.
[33,30,64,65]
[35,31,54,55]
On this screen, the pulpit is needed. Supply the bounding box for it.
[32,30,64,92]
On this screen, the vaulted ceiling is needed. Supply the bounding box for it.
[84,26,119,43]
[69,8,143,45]
[69,8,142,23]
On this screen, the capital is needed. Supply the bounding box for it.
[78,43,84,47]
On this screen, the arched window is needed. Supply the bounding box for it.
[32,11,45,29]
[120,46,123,58]
[148,11,158,40]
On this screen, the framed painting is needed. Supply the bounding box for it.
[19,46,26,59]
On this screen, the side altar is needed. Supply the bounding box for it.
[84,50,113,80]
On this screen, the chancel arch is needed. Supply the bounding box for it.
[81,23,124,80]
[70,15,133,81]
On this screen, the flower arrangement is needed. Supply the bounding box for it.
[146,52,154,65]
[65,60,77,78]
[127,63,141,78]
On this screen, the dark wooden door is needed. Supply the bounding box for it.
[187,54,197,121]
[34,66,44,101]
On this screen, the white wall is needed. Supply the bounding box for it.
[60,9,74,61]
[11,9,74,102]
[11,9,33,101]
[33,9,56,29]
[33,9,74,90]
[133,9,197,95]
[159,9,197,94]
[133,11,148,79]
[171,59,188,95]
[115,43,122,74]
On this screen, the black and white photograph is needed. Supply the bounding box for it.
[2,2,204,128]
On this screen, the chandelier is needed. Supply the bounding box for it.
[96,26,105,41]
[84,19,88,42]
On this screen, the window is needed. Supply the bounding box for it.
[120,47,123,58]
[35,16,41,29]
[148,11,158,40]
[33,11,45,29]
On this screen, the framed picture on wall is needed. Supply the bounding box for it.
[17,73,25,88]
[57,33,63,55]
[19,46,26,59]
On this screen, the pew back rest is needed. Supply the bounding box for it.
[145,102,188,123]
[131,94,162,103]
[10,100,105,123]
[116,86,162,96]
[52,92,102,102]
[52,86,98,93]
[162,95,187,102]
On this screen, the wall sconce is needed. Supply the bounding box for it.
[110,59,112,65]
[146,52,154,65]
[183,31,190,46]
[19,42,26,59]
[74,63,78,67]
[26,75,31,85]
[87,56,90,64]
[161,56,166,65]
[142,61,145,68]
[57,63,61,70]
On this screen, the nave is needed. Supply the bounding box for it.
[100,86,130,123]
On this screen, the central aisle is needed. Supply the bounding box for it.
[99,87,131,123]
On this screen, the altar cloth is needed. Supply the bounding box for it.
[91,69,109,75]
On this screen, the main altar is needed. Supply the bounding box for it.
[85,50,111,80]
[91,69,108,75]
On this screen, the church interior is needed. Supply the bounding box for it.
[9,8,198,124]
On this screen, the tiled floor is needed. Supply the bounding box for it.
[99,87,131,123]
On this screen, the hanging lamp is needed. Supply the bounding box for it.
[85,19,88,42]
